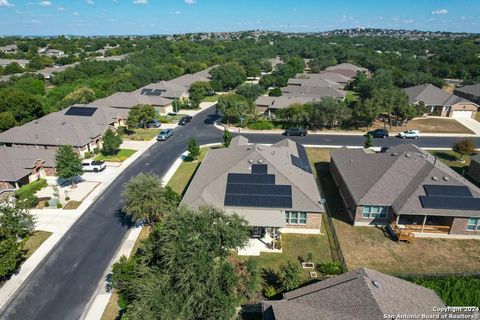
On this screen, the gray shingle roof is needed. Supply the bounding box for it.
[255,95,321,109]
[403,84,472,107]
[167,74,209,89]
[0,105,121,147]
[455,84,480,98]
[180,137,324,226]
[281,85,346,99]
[331,145,480,217]
[263,267,445,320]
[0,147,56,182]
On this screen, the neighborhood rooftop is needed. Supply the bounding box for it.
[0,147,56,183]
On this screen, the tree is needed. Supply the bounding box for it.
[189,81,213,108]
[452,139,476,161]
[216,94,254,124]
[310,97,352,128]
[187,137,200,160]
[55,145,83,186]
[127,104,156,129]
[280,261,302,292]
[235,83,264,101]
[364,134,373,148]
[275,103,311,127]
[260,61,273,73]
[112,206,250,319]
[101,128,122,155]
[223,128,232,147]
[0,111,15,132]
[0,88,44,125]
[0,202,35,279]
[210,63,247,91]
[60,87,96,107]
[122,173,180,226]
[3,62,23,75]
[269,87,282,97]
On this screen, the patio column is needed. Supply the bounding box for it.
[420,215,427,233]
[395,214,400,224]
[272,227,276,249]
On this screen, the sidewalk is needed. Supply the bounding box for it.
[213,122,478,137]
[0,139,157,312]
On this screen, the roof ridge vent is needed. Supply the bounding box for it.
[372,281,382,289]
[258,159,264,164]
[432,176,439,181]
[391,153,398,156]
[405,153,411,158]
[443,176,450,181]
[248,159,254,164]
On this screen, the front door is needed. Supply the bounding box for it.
[251,227,263,238]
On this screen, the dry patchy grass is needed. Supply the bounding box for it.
[370,118,474,134]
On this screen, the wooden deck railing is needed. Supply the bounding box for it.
[401,224,451,234]
[390,223,415,243]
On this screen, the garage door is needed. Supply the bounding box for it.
[452,110,473,118]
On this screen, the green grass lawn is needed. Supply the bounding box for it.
[201,94,220,102]
[23,231,52,259]
[345,90,359,103]
[429,150,473,175]
[121,128,160,141]
[95,149,137,162]
[166,148,211,195]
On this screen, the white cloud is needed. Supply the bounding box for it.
[0,0,14,7]
[73,11,79,15]
[57,6,65,11]
[133,0,147,4]
[403,19,414,24]
[432,9,448,15]
[85,0,94,4]
[184,0,196,4]
[38,1,52,6]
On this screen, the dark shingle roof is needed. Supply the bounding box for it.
[455,84,480,98]
[0,147,56,182]
[404,84,471,106]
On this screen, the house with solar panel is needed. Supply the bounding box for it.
[180,136,324,253]
[330,144,480,240]
[0,104,124,157]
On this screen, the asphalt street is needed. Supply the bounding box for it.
[1,105,480,320]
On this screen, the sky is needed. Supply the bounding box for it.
[0,0,479,36]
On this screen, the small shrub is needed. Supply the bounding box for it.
[306,252,314,263]
[263,285,277,298]
[247,120,274,130]
[317,262,343,275]
[15,179,47,201]
[93,147,100,154]
[158,116,172,123]
[116,126,127,135]
[65,196,70,201]
[279,261,302,292]
[83,151,93,159]
[56,203,63,209]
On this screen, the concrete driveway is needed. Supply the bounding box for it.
[455,117,480,135]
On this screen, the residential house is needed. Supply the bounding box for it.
[0,59,29,68]
[0,105,124,157]
[262,267,446,320]
[167,73,210,89]
[287,77,342,89]
[39,63,79,81]
[325,62,370,79]
[293,72,350,87]
[0,147,56,194]
[0,44,18,54]
[181,136,324,249]
[455,84,480,105]
[468,154,480,183]
[281,85,346,100]
[330,144,480,239]
[255,95,321,116]
[38,48,65,57]
[404,84,478,118]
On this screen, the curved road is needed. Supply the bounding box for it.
[1,106,480,320]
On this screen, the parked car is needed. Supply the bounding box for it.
[156,129,174,141]
[397,129,420,139]
[366,128,389,138]
[81,159,106,172]
[178,115,192,125]
[146,120,161,128]
[284,127,307,136]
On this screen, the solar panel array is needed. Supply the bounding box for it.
[420,184,480,211]
[291,144,312,173]
[224,166,293,209]
[65,106,97,117]
[141,88,165,96]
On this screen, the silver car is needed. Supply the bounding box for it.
[156,129,174,141]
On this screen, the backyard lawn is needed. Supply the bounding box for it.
[201,94,220,102]
[23,231,52,259]
[166,147,212,195]
[95,149,137,162]
[121,128,160,141]
[307,147,480,275]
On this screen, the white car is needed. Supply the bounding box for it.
[81,159,106,172]
[397,129,420,139]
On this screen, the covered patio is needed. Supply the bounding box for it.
[395,214,452,235]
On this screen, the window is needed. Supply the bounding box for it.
[362,206,387,219]
[467,218,480,231]
[285,211,307,225]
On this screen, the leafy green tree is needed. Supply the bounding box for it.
[210,63,247,91]
[311,97,352,128]
[0,111,15,132]
[216,94,254,124]
[364,134,373,148]
[369,87,418,127]
[101,128,122,155]
[269,87,282,97]
[187,137,200,160]
[452,139,476,161]
[352,98,382,127]
[3,62,23,75]
[127,104,156,129]
[189,81,213,108]
[235,83,264,101]
[275,103,311,127]
[280,261,302,292]
[0,88,44,125]
[60,87,96,107]
[122,173,180,226]
[55,145,83,186]
[0,202,35,280]
[14,77,46,96]
[223,128,233,147]
[260,61,273,73]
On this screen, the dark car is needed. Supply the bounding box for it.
[178,115,192,125]
[284,127,307,136]
[366,128,389,138]
[146,120,161,128]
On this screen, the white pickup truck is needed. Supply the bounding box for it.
[81,159,106,172]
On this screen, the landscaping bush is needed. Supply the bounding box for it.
[15,179,47,201]
[93,147,100,154]
[247,120,274,130]
[263,285,277,298]
[317,262,343,275]
[279,261,302,292]
[158,116,172,123]
[56,203,63,209]
[83,151,93,159]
